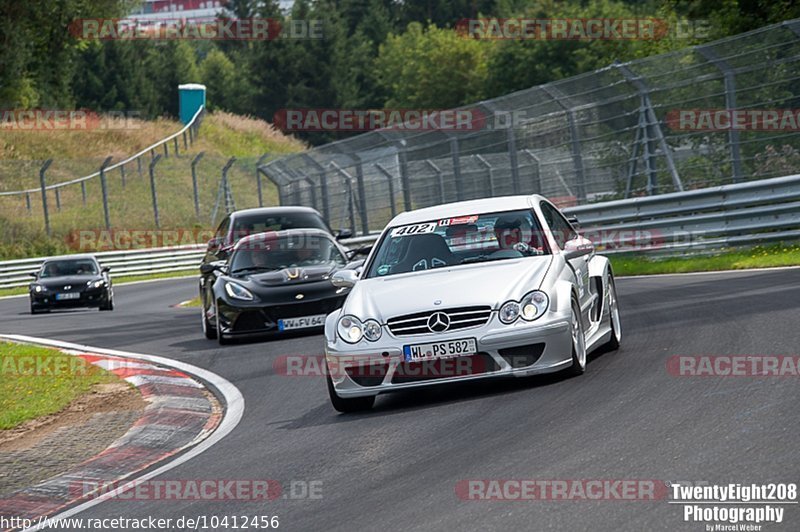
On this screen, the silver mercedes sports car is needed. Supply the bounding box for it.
[324,195,622,412]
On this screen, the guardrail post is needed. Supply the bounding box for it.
[256,154,269,207]
[696,46,743,183]
[374,163,397,217]
[99,156,113,230]
[188,126,194,145]
[506,128,521,194]
[163,142,169,158]
[425,160,446,204]
[149,154,162,229]
[173,137,179,157]
[120,164,126,188]
[183,131,188,150]
[81,180,87,205]
[191,152,205,219]
[449,137,464,201]
[137,157,143,178]
[25,193,31,213]
[55,187,61,212]
[474,154,496,196]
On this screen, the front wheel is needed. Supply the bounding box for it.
[566,298,587,376]
[99,290,114,311]
[326,372,375,413]
[604,275,621,350]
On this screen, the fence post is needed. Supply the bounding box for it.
[222,157,237,214]
[352,155,369,235]
[542,84,586,202]
[374,163,397,218]
[474,154,496,196]
[425,160,446,204]
[302,154,330,221]
[449,137,464,201]
[398,141,412,210]
[301,175,318,211]
[330,162,358,236]
[256,154,269,207]
[149,154,162,229]
[696,46,743,183]
[522,150,542,194]
[191,152,205,219]
[81,180,87,205]
[39,160,53,235]
[506,127,521,194]
[99,156,113,230]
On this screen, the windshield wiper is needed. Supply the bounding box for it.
[460,255,508,264]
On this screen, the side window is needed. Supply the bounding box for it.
[540,203,577,250]
[215,216,231,241]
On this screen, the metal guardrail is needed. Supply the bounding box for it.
[2,172,799,289]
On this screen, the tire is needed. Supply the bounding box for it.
[604,275,621,351]
[326,372,375,413]
[202,293,217,340]
[567,298,587,376]
[99,290,114,311]
[30,302,40,315]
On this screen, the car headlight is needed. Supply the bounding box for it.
[363,320,382,342]
[499,301,520,324]
[337,315,364,344]
[224,282,254,301]
[520,290,549,321]
[32,284,47,293]
[87,280,105,288]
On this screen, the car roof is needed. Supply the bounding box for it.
[388,195,545,226]
[42,254,98,263]
[233,228,334,251]
[230,206,322,219]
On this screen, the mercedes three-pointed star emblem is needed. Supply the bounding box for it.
[427,311,450,333]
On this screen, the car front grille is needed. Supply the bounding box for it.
[386,306,492,337]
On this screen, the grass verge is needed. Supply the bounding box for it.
[0,341,120,430]
[610,244,800,276]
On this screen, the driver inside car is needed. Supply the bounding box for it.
[490,215,537,258]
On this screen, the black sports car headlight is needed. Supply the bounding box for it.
[225,282,254,301]
[32,284,47,293]
[87,280,105,289]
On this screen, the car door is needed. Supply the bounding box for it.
[539,201,592,315]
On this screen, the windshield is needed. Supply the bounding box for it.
[364,209,549,279]
[231,213,329,244]
[40,259,99,278]
[230,234,346,273]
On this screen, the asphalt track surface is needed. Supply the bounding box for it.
[1,269,798,531]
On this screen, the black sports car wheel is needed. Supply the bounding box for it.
[202,300,217,340]
[99,291,114,311]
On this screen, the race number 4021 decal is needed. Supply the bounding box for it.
[390,222,437,237]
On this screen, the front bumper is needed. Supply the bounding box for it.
[325,310,573,397]
[217,294,347,338]
[30,288,108,309]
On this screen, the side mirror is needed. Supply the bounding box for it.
[101,266,111,273]
[563,236,594,260]
[346,245,372,259]
[207,237,223,250]
[200,263,216,275]
[331,269,359,288]
[28,272,38,279]
[336,229,353,241]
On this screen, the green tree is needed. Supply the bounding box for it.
[200,48,238,112]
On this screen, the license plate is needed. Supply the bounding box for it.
[55,293,80,300]
[403,338,477,362]
[278,314,327,331]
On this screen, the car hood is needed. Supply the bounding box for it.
[34,275,100,289]
[343,256,553,322]
[237,264,338,287]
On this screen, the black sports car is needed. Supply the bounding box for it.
[200,229,363,344]
[29,255,114,314]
